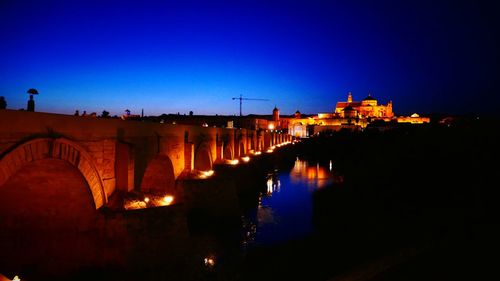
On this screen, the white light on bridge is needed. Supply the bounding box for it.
[241,156,250,162]
[227,159,239,165]
[12,276,21,281]
[253,151,262,155]
[144,197,150,203]
[162,195,174,206]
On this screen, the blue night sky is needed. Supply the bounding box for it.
[1,0,499,116]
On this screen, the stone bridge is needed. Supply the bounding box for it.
[0,110,291,229]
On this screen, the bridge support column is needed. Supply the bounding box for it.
[264,133,271,149]
[258,133,264,151]
[115,142,134,192]
[216,142,223,162]
[247,134,252,153]
[252,132,257,151]
[184,142,194,171]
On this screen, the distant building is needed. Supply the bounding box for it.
[286,92,429,137]
[335,92,394,118]
[396,113,430,124]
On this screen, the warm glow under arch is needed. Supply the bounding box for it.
[0,138,107,209]
[194,142,213,171]
[141,154,176,194]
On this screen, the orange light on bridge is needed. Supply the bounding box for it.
[241,156,250,162]
[204,256,216,267]
[253,151,262,155]
[162,195,174,206]
[144,197,150,203]
[200,170,215,178]
[227,159,239,165]
[268,123,275,130]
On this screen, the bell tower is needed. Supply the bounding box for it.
[347,92,353,103]
[272,106,280,122]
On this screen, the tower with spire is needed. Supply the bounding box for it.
[272,106,280,122]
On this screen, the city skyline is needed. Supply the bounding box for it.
[1,0,499,116]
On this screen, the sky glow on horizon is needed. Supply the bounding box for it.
[1,0,499,117]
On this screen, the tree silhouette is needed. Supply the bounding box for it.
[189,111,193,116]
[101,110,110,118]
[27,88,39,95]
[0,96,6,109]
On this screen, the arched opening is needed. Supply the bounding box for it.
[0,159,106,279]
[194,144,212,171]
[141,155,176,194]
[0,138,107,209]
[239,142,245,157]
[224,144,233,160]
[0,159,96,232]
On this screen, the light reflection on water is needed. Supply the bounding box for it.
[243,158,335,247]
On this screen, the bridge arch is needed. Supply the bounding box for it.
[194,142,213,171]
[0,138,107,209]
[141,154,176,195]
[0,158,97,232]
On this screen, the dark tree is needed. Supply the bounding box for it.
[27,88,39,95]
[0,96,6,109]
[189,111,193,116]
[101,110,110,118]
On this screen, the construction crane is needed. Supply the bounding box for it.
[232,94,269,117]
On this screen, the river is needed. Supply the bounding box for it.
[242,158,335,248]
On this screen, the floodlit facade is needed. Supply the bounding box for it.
[335,92,394,118]
[285,92,430,137]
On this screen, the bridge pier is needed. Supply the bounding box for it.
[184,142,194,171]
[115,142,134,192]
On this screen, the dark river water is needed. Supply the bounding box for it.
[242,158,335,248]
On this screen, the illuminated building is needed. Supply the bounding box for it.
[335,92,394,118]
[285,92,429,137]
